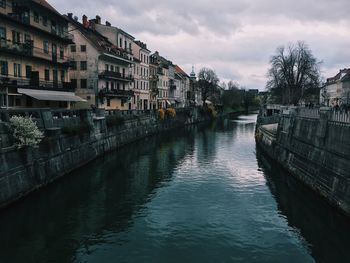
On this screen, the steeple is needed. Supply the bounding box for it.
[190,65,196,79]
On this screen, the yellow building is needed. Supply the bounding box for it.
[0,0,83,108]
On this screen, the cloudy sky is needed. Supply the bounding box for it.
[51,0,350,90]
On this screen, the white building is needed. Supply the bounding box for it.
[66,14,134,109]
[321,68,350,106]
[131,41,150,110]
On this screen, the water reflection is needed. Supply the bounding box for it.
[0,115,348,263]
[256,147,350,263]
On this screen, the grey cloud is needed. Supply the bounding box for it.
[50,0,350,90]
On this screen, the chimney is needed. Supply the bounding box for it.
[67,13,73,19]
[96,15,101,24]
[106,21,111,26]
[82,15,89,28]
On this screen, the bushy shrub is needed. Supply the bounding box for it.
[106,115,125,127]
[165,108,176,118]
[158,108,165,120]
[9,115,44,148]
[61,123,92,136]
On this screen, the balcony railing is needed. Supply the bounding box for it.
[101,88,134,98]
[5,11,73,42]
[0,39,33,56]
[0,76,74,92]
[99,71,134,82]
[0,38,69,64]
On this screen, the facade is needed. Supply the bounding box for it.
[174,65,190,108]
[131,40,150,110]
[0,0,82,108]
[320,68,350,106]
[149,55,159,109]
[66,14,134,110]
[150,51,170,109]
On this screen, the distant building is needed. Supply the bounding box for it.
[150,51,170,109]
[131,40,150,110]
[175,65,190,108]
[0,0,81,108]
[321,68,350,106]
[65,14,134,109]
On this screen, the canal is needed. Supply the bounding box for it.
[0,114,349,263]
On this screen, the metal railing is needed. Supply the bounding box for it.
[99,71,134,82]
[0,76,74,92]
[330,110,350,123]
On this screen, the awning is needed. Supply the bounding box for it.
[166,100,171,106]
[18,88,86,102]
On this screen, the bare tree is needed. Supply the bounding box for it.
[198,68,219,106]
[227,80,240,90]
[266,41,321,105]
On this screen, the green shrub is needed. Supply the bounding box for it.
[9,115,44,148]
[106,115,125,127]
[61,123,92,136]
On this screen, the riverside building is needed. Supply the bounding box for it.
[0,0,82,108]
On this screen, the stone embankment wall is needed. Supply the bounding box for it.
[0,108,207,208]
[256,107,350,216]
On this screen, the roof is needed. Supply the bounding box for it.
[65,16,132,64]
[326,68,350,84]
[175,65,189,77]
[31,0,61,16]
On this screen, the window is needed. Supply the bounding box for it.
[110,65,114,71]
[80,79,87,89]
[71,79,77,89]
[12,30,21,44]
[43,40,49,54]
[70,45,76,52]
[119,38,122,48]
[80,61,87,70]
[105,64,109,71]
[61,70,65,82]
[0,61,8,76]
[43,16,48,26]
[13,63,21,77]
[24,34,31,43]
[0,0,6,9]
[60,47,64,59]
[80,45,86,52]
[71,61,77,70]
[44,69,50,81]
[53,69,58,83]
[106,81,109,89]
[111,82,114,90]
[34,12,39,23]
[107,98,110,107]
[0,27,5,41]
[25,65,32,79]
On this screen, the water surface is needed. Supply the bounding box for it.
[0,114,349,263]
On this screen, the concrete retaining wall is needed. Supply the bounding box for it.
[256,108,350,216]
[0,108,207,208]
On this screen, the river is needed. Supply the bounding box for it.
[0,114,349,263]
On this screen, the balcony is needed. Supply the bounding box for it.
[102,88,134,98]
[0,76,74,92]
[0,39,33,56]
[99,71,134,82]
